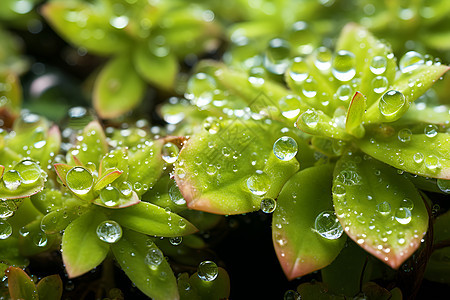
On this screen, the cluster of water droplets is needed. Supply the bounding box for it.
[2,160,43,191]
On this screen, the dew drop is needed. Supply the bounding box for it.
[302,78,317,98]
[260,198,277,213]
[96,220,122,243]
[273,136,298,161]
[119,181,133,197]
[437,179,450,193]
[169,236,182,246]
[369,56,387,75]
[185,73,216,107]
[336,84,352,101]
[15,160,41,184]
[379,90,406,117]
[264,38,291,75]
[0,221,12,239]
[289,57,308,82]
[100,186,120,207]
[162,142,179,164]
[332,184,346,197]
[399,51,424,73]
[400,198,414,210]
[413,153,424,164]
[376,201,391,216]
[203,117,221,134]
[66,167,93,195]
[331,50,356,81]
[169,181,186,205]
[279,95,301,119]
[314,211,343,239]
[145,247,164,270]
[33,231,48,247]
[371,76,388,94]
[424,155,440,171]
[395,207,412,225]
[197,261,218,281]
[424,124,438,138]
[246,171,270,196]
[2,170,23,191]
[313,46,332,71]
[301,109,319,128]
[397,128,412,142]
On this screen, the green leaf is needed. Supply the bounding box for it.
[365,64,450,123]
[36,275,63,300]
[98,148,128,179]
[53,163,72,187]
[188,267,230,300]
[425,210,450,283]
[127,140,165,196]
[18,218,58,257]
[40,199,88,234]
[333,152,428,269]
[30,188,63,215]
[42,2,130,56]
[107,202,197,237]
[358,126,450,179]
[37,125,61,169]
[6,267,38,300]
[176,119,303,214]
[111,229,179,300]
[133,43,178,90]
[93,56,146,119]
[345,91,366,138]
[62,208,109,278]
[273,164,345,280]
[297,281,345,300]
[68,121,108,167]
[0,237,28,266]
[94,170,123,191]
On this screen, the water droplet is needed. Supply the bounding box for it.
[279,95,301,119]
[399,51,424,73]
[203,117,221,134]
[379,90,406,117]
[110,15,129,29]
[400,198,414,210]
[284,289,301,300]
[0,221,12,239]
[424,155,440,171]
[264,38,290,75]
[332,184,346,197]
[197,261,218,281]
[424,124,438,138]
[313,47,332,71]
[397,128,412,142]
[162,142,179,164]
[33,231,48,247]
[314,211,343,239]
[273,136,298,161]
[336,84,352,101]
[302,78,317,98]
[169,181,185,205]
[289,57,308,82]
[246,171,270,196]
[169,236,182,246]
[301,109,319,128]
[185,73,216,107]
[0,201,15,219]
[370,56,387,75]
[66,167,93,195]
[119,181,133,197]
[413,153,424,164]
[2,170,22,190]
[376,201,391,216]
[437,179,450,193]
[145,247,164,270]
[96,220,122,243]
[260,198,277,213]
[100,186,120,207]
[331,50,356,81]
[395,207,412,224]
[371,76,388,94]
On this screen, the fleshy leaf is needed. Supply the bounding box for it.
[93,55,146,119]
[42,2,129,55]
[333,152,428,269]
[345,91,366,138]
[98,148,128,179]
[0,165,4,178]
[36,275,63,300]
[40,199,89,234]
[188,267,230,300]
[68,121,108,167]
[358,126,450,179]
[6,267,38,300]
[0,161,45,200]
[111,229,179,300]
[107,202,197,237]
[273,164,345,280]
[18,219,58,257]
[0,237,28,266]
[425,210,450,284]
[176,119,306,215]
[53,163,72,186]
[133,43,178,90]
[61,208,109,278]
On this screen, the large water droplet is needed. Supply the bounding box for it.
[332,184,346,197]
[379,90,406,117]
[2,170,22,191]
[66,167,93,195]
[301,109,319,128]
[33,231,48,247]
[424,124,438,138]
[96,220,122,243]
[169,181,186,205]
[15,160,41,184]
[289,57,308,82]
[376,201,391,216]
[399,51,424,73]
[260,198,277,213]
[119,181,133,198]
[185,73,216,107]
[0,221,12,239]
[370,56,387,75]
[313,47,332,71]
[397,128,412,142]
[162,142,179,164]
[279,95,301,119]
[273,136,298,161]
[336,84,352,101]
[395,207,412,224]
[400,198,414,210]
[302,78,317,98]
[145,247,164,270]
[169,236,182,246]
[197,261,218,281]
[203,117,221,134]
[0,201,16,219]
[246,171,270,196]
[264,38,290,75]
[413,153,424,164]
[437,179,450,193]
[331,50,356,81]
[315,211,343,239]
[371,76,388,94]
[100,186,120,207]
